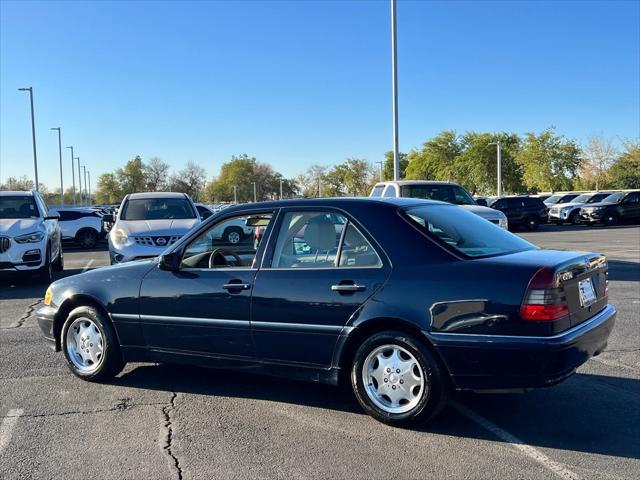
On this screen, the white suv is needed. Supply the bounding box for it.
[49,207,105,248]
[0,191,63,282]
[107,192,201,264]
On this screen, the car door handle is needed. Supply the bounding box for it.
[223,283,251,291]
[331,284,366,292]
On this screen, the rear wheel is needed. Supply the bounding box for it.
[61,306,125,381]
[223,227,243,245]
[351,331,449,426]
[525,215,540,231]
[603,212,619,226]
[76,229,99,249]
[569,211,581,225]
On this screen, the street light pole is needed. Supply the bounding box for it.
[66,146,76,205]
[376,161,384,182]
[252,182,257,202]
[81,165,87,206]
[75,157,82,206]
[390,0,400,181]
[489,140,503,196]
[51,128,63,205]
[18,87,39,191]
[279,179,283,200]
[88,171,92,205]
[233,185,237,204]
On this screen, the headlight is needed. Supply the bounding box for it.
[111,229,134,248]
[14,231,45,243]
[498,217,509,229]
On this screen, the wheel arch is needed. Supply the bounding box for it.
[52,294,113,351]
[74,227,99,240]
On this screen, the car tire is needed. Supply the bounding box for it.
[37,245,53,284]
[603,212,619,227]
[76,229,99,249]
[525,215,540,231]
[569,211,581,225]
[61,306,125,381]
[52,247,64,272]
[223,227,243,245]
[351,330,450,427]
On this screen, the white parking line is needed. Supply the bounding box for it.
[82,259,95,272]
[0,409,23,455]
[452,402,580,480]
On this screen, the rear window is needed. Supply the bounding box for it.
[120,197,196,220]
[400,185,475,206]
[404,205,535,258]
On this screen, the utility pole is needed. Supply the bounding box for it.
[82,165,87,206]
[233,185,237,204]
[376,161,384,182]
[252,182,257,202]
[88,171,92,205]
[318,177,322,198]
[66,146,76,205]
[279,178,283,200]
[51,128,63,205]
[489,140,503,196]
[75,157,82,205]
[18,87,39,191]
[390,0,400,181]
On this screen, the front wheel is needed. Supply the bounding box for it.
[569,211,582,225]
[61,306,125,381]
[525,215,540,231]
[603,212,619,226]
[223,227,243,245]
[351,331,449,427]
[76,229,99,249]
[37,245,53,284]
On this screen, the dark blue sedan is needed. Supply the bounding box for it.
[37,198,615,426]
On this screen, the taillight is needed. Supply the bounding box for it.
[520,267,569,321]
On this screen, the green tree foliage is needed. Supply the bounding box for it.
[144,157,170,191]
[0,175,34,191]
[516,127,581,192]
[606,143,640,189]
[95,173,122,204]
[324,158,374,196]
[382,151,408,181]
[405,131,463,182]
[116,155,146,195]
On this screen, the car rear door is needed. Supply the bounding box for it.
[621,192,640,219]
[251,208,390,367]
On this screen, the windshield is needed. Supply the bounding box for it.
[0,196,40,219]
[404,204,535,258]
[120,198,196,220]
[587,193,611,203]
[544,195,563,204]
[601,192,624,204]
[570,194,591,203]
[400,185,476,205]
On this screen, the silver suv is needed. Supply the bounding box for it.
[0,190,63,282]
[107,192,201,264]
[370,181,508,229]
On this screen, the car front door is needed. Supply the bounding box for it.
[251,208,390,367]
[138,210,275,366]
[621,192,640,219]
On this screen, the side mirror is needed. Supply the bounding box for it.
[159,251,181,271]
[102,214,114,223]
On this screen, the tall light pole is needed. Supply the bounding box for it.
[51,128,64,205]
[252,182,257,202]
[75,157,82,206]
[390,0,400,181]
[87,171,92,205]
[279,178,283,200]
[81,165,87,206]
[318,177,322,198]
[66,146,76,205]
[376,161,384,182]
[18,87,39,191]
[489,140,503,196]
[233,185,237,204]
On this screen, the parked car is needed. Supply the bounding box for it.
[544,193,580,207]
[370,181,508,229]
[0,190,63,282]
[533,194,552,202]
[49,207,105,248]
[37,197,615,426]
[105,192,201,264]
[488,196,548,230]
[548,192,615,225]
[580,191,640,226]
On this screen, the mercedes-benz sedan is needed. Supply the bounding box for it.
[37,198,615,426]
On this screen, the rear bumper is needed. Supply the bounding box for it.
[426,304,616,390]
[36,305,58,349]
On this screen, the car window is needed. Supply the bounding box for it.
[450,186,476,205]
[588,193,610,203]
[370,185,384,197]
[602,192,624,203]
[560,194,578,203]
[506,198,524,208]
[625,192,640,204]
[338,223,382,267]
[196,205,212,219]
[180,213,273,269]
[382,185,397,197]
[0,195,39,218]
[120,197,196,220]
[405,204,535,258]
[401,185,451,202]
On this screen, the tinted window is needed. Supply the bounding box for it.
[382,185,397,197]
[559,194,579,203]
[370,185,384,197]
[544,195,563,205]
[400,185,475,205]
[405,204,535,258]
[506,198,524,208]
[524,197,543,207]
[120,197,196,220]
[196,205,213,219]
[602,192,625,203]
[625,192,640,204]
[0,196,39,218]
[588,193,611,203]
[58,210,82,221]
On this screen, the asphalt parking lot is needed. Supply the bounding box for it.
[1,225,638,480]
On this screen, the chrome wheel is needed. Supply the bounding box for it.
[362,344,426,414]
[65,317,104,373]
[227,231,241,244]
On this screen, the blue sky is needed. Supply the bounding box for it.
[1,0,639,189]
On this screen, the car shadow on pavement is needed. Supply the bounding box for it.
[0,268,88,300]
[114,364,639,460]
[607,260,640,281]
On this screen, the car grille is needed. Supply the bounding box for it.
[133,235,182,247]
[0,236,10,254]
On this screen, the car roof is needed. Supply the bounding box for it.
[374,180,459,187]
[0,190,35,196]
[127,192,189,200]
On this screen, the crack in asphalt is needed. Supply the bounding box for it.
[1,300,42,329]
[161,392,183,480]
[0,398,168,419]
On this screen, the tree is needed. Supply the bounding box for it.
[169,162,207,201]
[324,158,374,196]
[116,155,146,195]
[144,157,170,191]
[580,136,618,191]
[94,173,122,204]
[606,142,640,189]
[405,131,463,181]
[0,175,34,191]
[382,151,408,181]
[516,127,581,192]
[295,164,329,197]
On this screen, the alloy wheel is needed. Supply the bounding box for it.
[65,317,104,373]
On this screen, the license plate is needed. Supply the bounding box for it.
[578,278,597,307]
